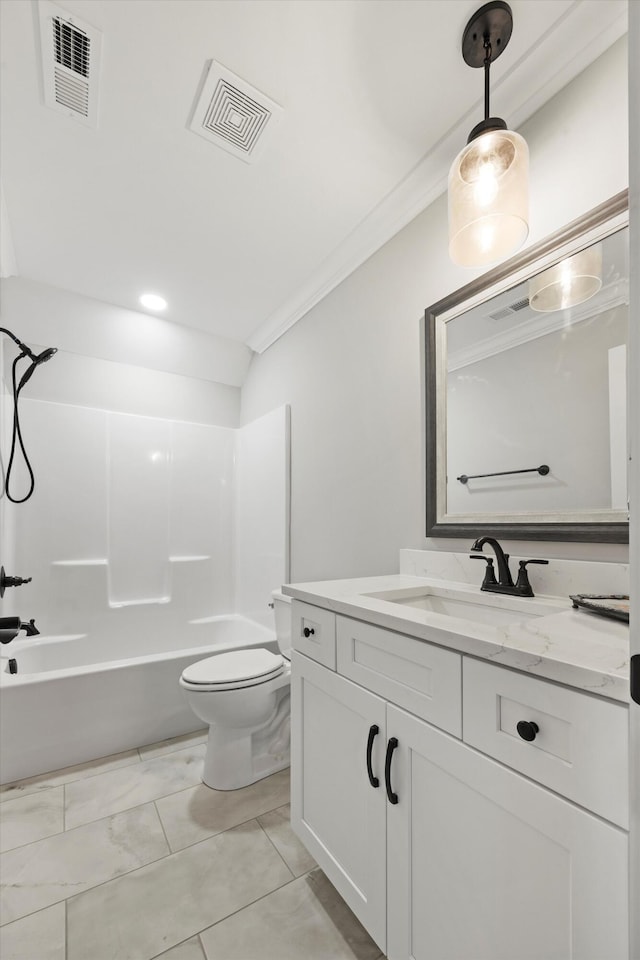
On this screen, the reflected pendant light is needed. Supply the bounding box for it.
[449,1,529,268]
[529,244,603,312]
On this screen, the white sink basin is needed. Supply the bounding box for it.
[364,587,558,628]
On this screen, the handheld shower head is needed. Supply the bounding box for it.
[34,347,58,364]
[17,347,58,391]
[2,328,58,503]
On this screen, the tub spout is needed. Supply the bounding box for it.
[0,617,39,643]
[0,617,21,644]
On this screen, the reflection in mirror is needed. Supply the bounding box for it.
[426,192,629,542]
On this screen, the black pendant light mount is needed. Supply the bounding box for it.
[462,1,513,144]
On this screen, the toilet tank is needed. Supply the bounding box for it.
[271,589,292,659]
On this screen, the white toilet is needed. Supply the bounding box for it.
[179,591,292,790]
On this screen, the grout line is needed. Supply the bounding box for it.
[195,932,206,960]
[0,733,208,799]
[190,870,303,945]
[62,782,66,833]
[0,763,297,946]
[152,799,172,856]
[65,899,68,960]
[3,817,298,933]
[0,753,142,797]
[255,814,295,881]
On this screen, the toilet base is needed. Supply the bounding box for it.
[202,693,291,791]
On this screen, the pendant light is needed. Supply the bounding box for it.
[529,245,603,312]
[449,1,529,268]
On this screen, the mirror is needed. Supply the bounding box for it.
[425,191,629,542]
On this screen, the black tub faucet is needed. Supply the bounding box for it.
[0,617,40,644]
[470,537,548,597]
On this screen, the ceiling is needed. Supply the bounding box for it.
[0,0,628,353]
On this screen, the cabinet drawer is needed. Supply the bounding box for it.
[291,601,336,669]
[336,616,461,736]
[463,658,628,828]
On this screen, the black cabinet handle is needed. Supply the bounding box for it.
[366,724,380,788]
[384,737,399,804]
[516,720,539,742]
[302,627,315,638]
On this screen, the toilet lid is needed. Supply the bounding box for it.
[181,648,284,686]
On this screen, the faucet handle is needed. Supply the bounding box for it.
[470,555,498,588]
[516,559,549,597]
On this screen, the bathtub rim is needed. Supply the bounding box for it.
[0,614,276,686]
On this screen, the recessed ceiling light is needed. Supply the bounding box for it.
[139,293,167,311]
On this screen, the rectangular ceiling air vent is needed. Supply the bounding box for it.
[488,297,530,322]
[38,1,102,127]
[189,61,282,163]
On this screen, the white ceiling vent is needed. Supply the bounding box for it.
[38,1,102,127]
[189,61,282,163]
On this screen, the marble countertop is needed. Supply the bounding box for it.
[283,574,630,703]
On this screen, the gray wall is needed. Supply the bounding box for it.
[241,39,630,582]
[446,306,628,516]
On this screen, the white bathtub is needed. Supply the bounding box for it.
[0,616,277,784]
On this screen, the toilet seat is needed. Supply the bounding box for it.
[181,648,285,692]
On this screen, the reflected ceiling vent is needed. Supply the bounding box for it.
[488,297,530,322]
[189,61,283,163]
[38,1,102,127]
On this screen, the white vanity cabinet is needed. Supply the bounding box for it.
[290,600,629,960]
[386,705,627,960]
[291,652,388,947]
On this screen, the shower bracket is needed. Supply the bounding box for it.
[0,566,33,598]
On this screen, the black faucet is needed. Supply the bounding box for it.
[470,537,548,597]
[0,617,40,644]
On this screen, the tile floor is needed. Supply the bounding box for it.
[0,730,384,960]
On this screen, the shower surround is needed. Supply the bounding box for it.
[0,398,289,783]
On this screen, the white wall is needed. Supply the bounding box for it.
[0,277,252,387]
[241,37,629,582]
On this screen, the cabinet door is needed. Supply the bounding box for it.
[386,704,628,960]
[290,652,387,952]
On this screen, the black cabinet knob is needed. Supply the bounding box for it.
[516,720,539,742]
[303,626,315,638]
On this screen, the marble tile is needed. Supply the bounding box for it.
[0,787,64,853]
[138,730,208,761]
[65,744,206,829]
[0,803,169,925]
[257,803,316,877]
[0,749,140,803]
[153,936,207,960]
[0,903,66,960]
[155,768,290,852]
[199,868,381,960]
[66,819,293,960]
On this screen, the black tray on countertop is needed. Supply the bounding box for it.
[569,594,629,623]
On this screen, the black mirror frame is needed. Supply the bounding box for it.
[425,190,629,544]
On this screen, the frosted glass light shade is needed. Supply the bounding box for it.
[449,129,529,267]
[529,244,603,312]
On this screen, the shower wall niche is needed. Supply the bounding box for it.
[0,395,289,640]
